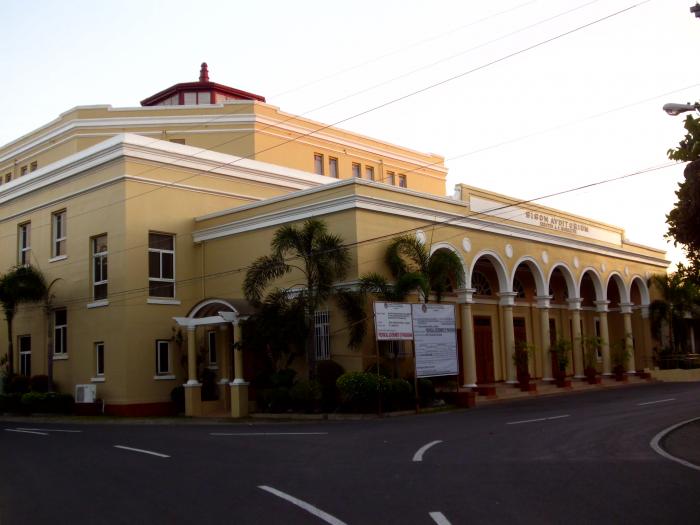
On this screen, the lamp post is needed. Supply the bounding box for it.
[663,102,700,116]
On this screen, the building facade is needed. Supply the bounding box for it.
[0,65,667,416]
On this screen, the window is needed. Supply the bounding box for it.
[30,161,37,172]
[148,233,175,298]
[95,342,105,376]
[19,335,31,377]
[314,154,324,175]
[155,340,171,375]
[513,278,526,299]
[4,173,11,183]
[472,271,493,296]
[398,174,407,188]
[352,163,361,178]
[387,171,395,185]
[183,92,210,105]
[365,166,374,181]
[207,330,217,367]
[314,310,331,360]
[54,309,67,355]
[51,210,67,258]
[329,157,339,178]
[169,138,186,145]
[92,234,108,301]
[18,222,30,265]
[20,165,28,177]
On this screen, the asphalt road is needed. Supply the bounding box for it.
[1,382,699,525]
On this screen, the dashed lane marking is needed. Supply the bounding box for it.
[413,440,443,462]
[638,398,675,406]
[649,416,700,472]
[210,432,328,436]
[259,485,348,525]
[16,428,83,433]
[113,445,170,458]
[429,511,452,525]
[506,414,570,425]
[4,429,48,436]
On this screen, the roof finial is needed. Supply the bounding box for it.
[199,62,209,82]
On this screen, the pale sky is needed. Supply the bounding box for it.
[1,0,698,268]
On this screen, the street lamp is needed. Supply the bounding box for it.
[662,102,700,116]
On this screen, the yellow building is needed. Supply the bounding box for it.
[0,64,667,416]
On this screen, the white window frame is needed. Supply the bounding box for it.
[92,234,108,301]
[155,340,171,375]
[148,233,175,298]
[51,210,67,258]
[54,309,67,356]
[18,222,30,265]
[398,174,407,188]
[387,171,395,185]
[329,157,339,178]
[314,153,324,175]
[95,342,105,377]
[314,310,331,361]
[365,166,374,181]
[352,163,361,178]
[207,330,217,367]
[19,335,31,377]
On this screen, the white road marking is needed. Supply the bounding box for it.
[259,485,347,525]
[16,428,83,433]
[4,429,48,436]
[507,414,570,425]
[113,445,170,458]
[649,416,700,472]
[429,511,452,525]
[413,440,443,462]
[210,432,328,436]
[638,398,675,406]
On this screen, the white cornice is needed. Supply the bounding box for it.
[192,192,668,268]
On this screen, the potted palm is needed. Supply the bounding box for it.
[581,335,602,385]
[550,339,572,388]
[513,342,536,392]
[611,341,630,381]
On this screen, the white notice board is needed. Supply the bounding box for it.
[411,303,459,378]
[373,302,413,340]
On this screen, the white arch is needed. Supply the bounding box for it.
[628,275,650,306]
[547,262,578,298]
[606,272,630,304]
[187,298,239,319]
[469,250,509,293]
[579,267,605,301]
[510,255,547,296]
[430,241,468,276]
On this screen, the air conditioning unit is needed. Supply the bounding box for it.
[75,384,97,403]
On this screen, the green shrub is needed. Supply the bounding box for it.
[270,368,297,389]
[336,372,388,412]
[19,392,74,414]
[170,386,185,413]
[384,378,413,411]
[0,393,22,413]
[417,378,435,406]
[258,386,292,413]
[317,360,344,412]
[29,375,49,393]
[290,380,321,412]
[6,375,30,394]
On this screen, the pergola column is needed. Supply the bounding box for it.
[183,325,202,416]
[218,324,231,411]
[595,300,612,376]
[641,307,653,370]
[536,295,553,381]
[568,298,584,378]
[219,311,249,418]
[458,288,477,388]
[620,302,636,373]
[499,292,517,384]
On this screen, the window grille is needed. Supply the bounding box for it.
[314,310,331,361]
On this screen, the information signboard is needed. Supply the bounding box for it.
[411,303,459,378]
[373,302,413,340]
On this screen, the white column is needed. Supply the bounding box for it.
[620,302,636,373]
[218,324,230,384]
[232,323,246,385]
[185,325,199,386]
[595,300,611,376]
[499,292,518,384]
[458,289,477,388]
[568,298,584,378]
[536,295,553,381]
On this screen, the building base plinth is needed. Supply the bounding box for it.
[230,382,249,418]
[184,383,202,416]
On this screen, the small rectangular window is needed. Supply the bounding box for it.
[20,166,28,177]
[19,335,31,377]
[52,210,67,257]
[92,234,108,301]
[95,342,105,376]
[148,233,175,298]
[208,330,217,366]
[398,174,407,188]
[183,92,197,105]
[30,161,37,172]
[365,166,374,181]
[54,309,67,355]
[18,222,30,265]
[156,340,171,375]
[387,171,395,185]
[314,310,331,361]
[197,92,211,104]
[352,163,361,178]
[314,154,324,175]
[329,157,339,178]
[4,173,11,183]
[169,138,186,145]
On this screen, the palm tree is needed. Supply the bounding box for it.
[243,219,352,375]
[649,271,699,353]
[0,265,48,378]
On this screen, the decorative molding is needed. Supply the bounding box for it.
[154,375,176,381]
[147,298,182,305]
[87,300,109,309]
[90,377,106,383]
[48,255,68,263]
[53,354,69,360]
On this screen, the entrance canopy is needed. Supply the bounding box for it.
[173,297,255,327]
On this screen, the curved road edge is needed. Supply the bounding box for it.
[650,416,700,472]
